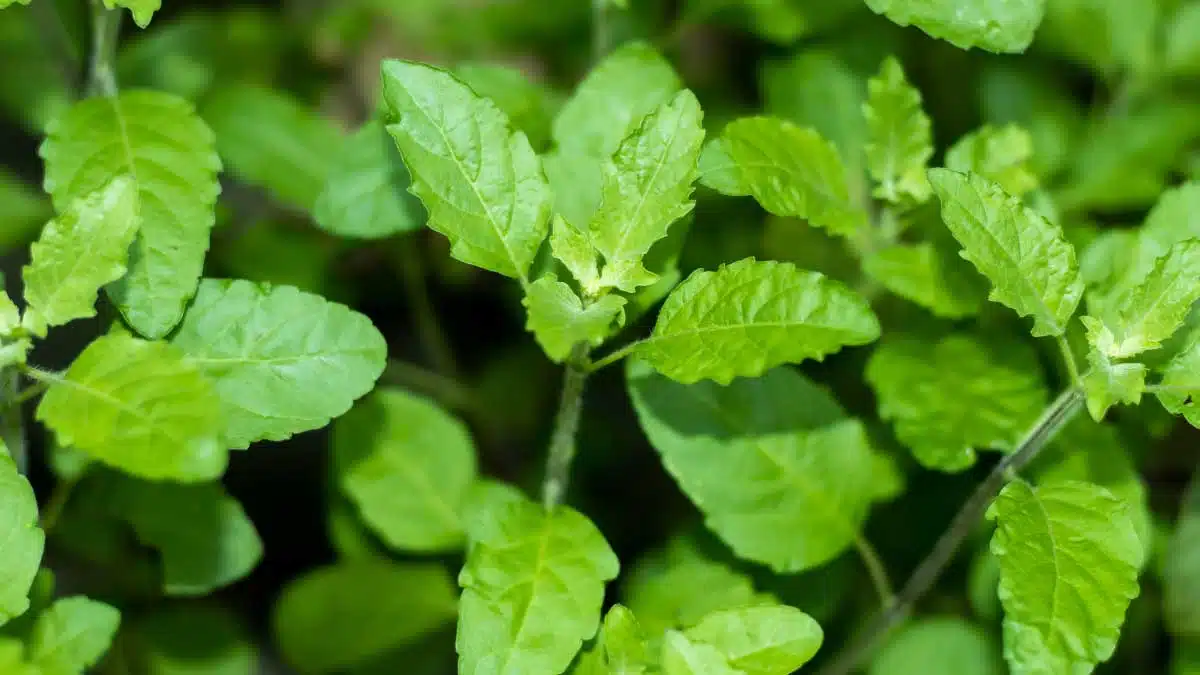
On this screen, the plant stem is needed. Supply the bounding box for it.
[854,535,895,607]
[1057,335,1081,387]
[591,0,609,64]
[1,369,27,474]
[396,239,459,378]
[39,473,82,532]
[87,0,121,97]
[542,344,590,510]
[383,359,477,413]
[816,387,1084,675]
[587,340,642,373]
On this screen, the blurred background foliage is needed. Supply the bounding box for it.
[1,0,1199,673]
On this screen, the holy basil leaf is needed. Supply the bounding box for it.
[40,91,221,339]
[0,451,42,626]
[21,177,138,337]
[381,59,551,281]
[988,480,1143,675]
[28,597,120,675]
[169,278,387,450]
[864,57,932,205]
[928,168,1083,337]
[457,489,619,675]
[1080,343,1147,420]
[1158,331,1200,428]
[573,605,655,675]
[706,117,867,237]
[312,120,425,240]
[549,216,602,293]
[945,124,1038,198]
[274,560,458,674]
[870,617,1003,675]
[637,259,880,384]
[102,0,159,27]
[1165,481,1200,638]
[684,605,823,674]
[589,90,704,292]
[865,0,1045,53]
[863,242,986,318]
[36,333,225,482]
[454,63,557,151]
[523,277,626,361]
[333,388,478,553]
[866,333,1048,472]
[661,631,740,675]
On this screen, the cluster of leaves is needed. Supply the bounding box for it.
[0,0,1198,674]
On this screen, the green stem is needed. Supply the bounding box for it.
[816,388,1084,675]
[87,0,121,97]
[39,473,83,532]
[382,359,477,413]
[587,340,642,373]
[1,369,27,474]
[396,239,459,378]
[591,0,609,64]
[542,344,590,510]
[1057,335,1081,387]
[854,535,895,608]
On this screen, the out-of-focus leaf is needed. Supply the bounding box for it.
[1165,479,1200,637]
[945,124,1038,197]
[870,618,1003,675]
[864,242,986,318]
[0,169,51,250]
[28,597,120,675]
[0,449,42,626]
[122,604,256,675]
[455,63,558,150]
[103,0,160,27]
[1038,0,1157,74]
[865,0,1045,53]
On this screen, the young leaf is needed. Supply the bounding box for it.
[573,605,655,675]
[456,489,619,674]
[28,597,120,675]
[865,0,1045,53]
[863,57,933,204]
[0,451,43,626]
[21,177,138,337]
[865,334,1048,472]
[1080,344,1147,420]
[684,605,824,674]
[945,124,1038,198]
[988,480,1143,675]
[549,216,602,293]
[709,118,867,237]
[202,85,341,212]
[524,278,626,361]
[313,120,425,240]
[273,560,458,674]
[588,90,704,292]
[333,388,478,553]
[169,279,387,450]
[381,59,552,281]
[1164,481,1200,637]
[698,138,749,197]
[40,91,221,338]
[101,0,159,27]
[36,333,225,482]
[1158,331,1200,428]
[863,243,986,318]
[629,359,877,572]
[637,259,880,384]
[661,631,741,675]
[870,618,1003,675]
[928,169,1083,337]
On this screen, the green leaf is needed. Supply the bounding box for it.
[1080,342,1147,420]
[863,57,933,205]
[1158,331,1200,428]
[866,333,1048,472]
[707,117,866,237]
[573,605,655,675]
[0,450,42,626]
[169,279,387,450]
[457,489,619,675]
[661,631,740,675]
[1166,478,1200,638]
[698,138,748,197]
[988,480,1143,675]
[629,359,877,572]
[523,278,626,362]
[928,168,1083,337]
[313,120,425,240]
[864,0,1045,53]
[1039,0,1157,74]
[0,168,52,251]
[684,605,823,674]
[29,597,121,675]
[637,259,880,384]
[945,124,1038,198]
[455,63,557,151]
[1165,2,1200,77]
[201,85,340,212]
[333,388,478,553]
[124,604,256,675]
[36,333,225,482]
[102,0,160,27]
[381,59,551,281]
[863,242,986,318]
[0,638,34,675]
[273,560,458,674]
[40,91,221,338]
[549,216,602,293]
[21,177,139,337]
[870,617,1003,675]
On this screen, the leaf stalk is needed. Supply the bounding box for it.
[87,0,121,98]
[542,344,590,509]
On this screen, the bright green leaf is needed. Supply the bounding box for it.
[29,597,121,675]
[1164,479,1200,637]
[0,638,34,675]
[698,138,748,197]
[36,333,225,482]
[637,259,880,384]
[661,631,740,675]
[870,617,1002,675]
[864,242,986,318]
[1165,2,1200,77]
[864,57,932,204]
[549,216,602,293]
[40,91,221,338]
[457,489,619,675]
[0,450,42,625]
[1080,341,1147,420]
[573,605,655,675]
[169,278,387,450]
[333,388,478,553]
[988,480,1143,675]
[928,168,1083,337]
[865,0,1045,53]
[523,278,626,361]
[866,333,1048,472]
[381,59,551,281]
[685,605,823,674]
[1158,331,1200,428]
[313,120,425,240]
[945,124,1038,198]
[102,0,160,27]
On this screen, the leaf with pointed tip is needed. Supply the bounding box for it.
[866,333,1048,472]
[661,632,741,675]
[638,259,880,384]
[1080,337,1147,420]
[21,177,139,337]
[864,57,932,204]
[988,480,1142,675]
[457,490,619,675]
[928,169,1083,337]
[40,91,221,338]
[36,333,225,482]
[102,0,159,27]
[169,279,387,450]
[864,243,986,318]
[870,618,1003,675]
[685,605,824,675]
[334,388,478,553]
[0,291,18,337]
[698,138,749,196]
[28,597,120,675]
[573,605,655,675]
[550,216,602,292]
[865,0,1046,53]
[0,450,42,626]
[381,60,551,281]
[523,278,626,362]
[946,124,1038,198]
[1158,331,1200,428]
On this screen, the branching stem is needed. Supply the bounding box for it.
[587,340,642,373]
[542,344,590,509]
